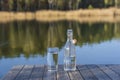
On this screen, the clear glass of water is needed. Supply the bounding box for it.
[47,47,59,71]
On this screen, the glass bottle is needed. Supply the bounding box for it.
[64,29,76,71]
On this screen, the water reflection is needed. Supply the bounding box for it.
[0,21,120,59]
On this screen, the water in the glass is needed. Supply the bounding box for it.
[47,47,58,71]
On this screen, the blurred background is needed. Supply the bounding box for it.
[1,0,120,79]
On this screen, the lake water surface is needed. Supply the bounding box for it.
[0,20,120,78]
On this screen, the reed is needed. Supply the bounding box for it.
[0,8,120,23]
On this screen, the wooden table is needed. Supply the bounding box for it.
[2,65,120,80]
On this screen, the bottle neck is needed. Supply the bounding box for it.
[67,35,73,42]
[67,29,73,42]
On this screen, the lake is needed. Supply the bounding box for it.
[0,20,120,78]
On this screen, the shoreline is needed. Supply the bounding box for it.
[0,8,120,23]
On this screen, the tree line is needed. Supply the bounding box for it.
[0,0,117,11]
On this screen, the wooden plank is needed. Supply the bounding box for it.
[3,64,120,80]
[57,65,70,80]
[43,65,56,80]
[87,65,111,80]
[14,65,34,80]
[77,65,97,80]
[106,64,120,75]
[97,65,120,80]
[29,65,44,80]
[2,65,24,80]
[67,65,83,80]
[68,70,84,80]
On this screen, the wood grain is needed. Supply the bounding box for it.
[2,65,120,80]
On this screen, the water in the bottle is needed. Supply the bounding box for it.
[64,29,76,71]
[64,55,76,71]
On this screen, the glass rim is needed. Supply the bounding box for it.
[47,47,59,53]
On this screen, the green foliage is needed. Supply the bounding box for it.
[88,5,93,9]
[0,0,117,11]
[104,0,115,8]
[104,0,108,4]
